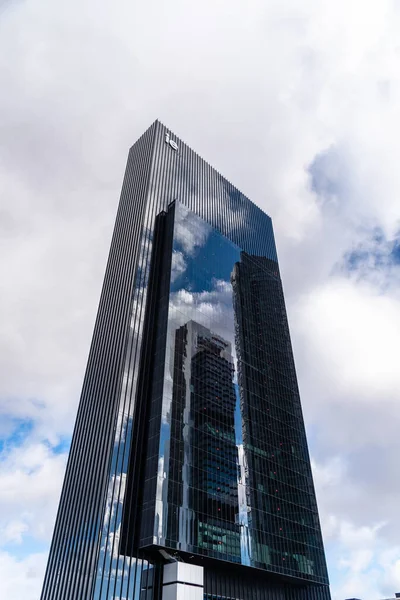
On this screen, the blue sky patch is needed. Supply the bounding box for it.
[338,226,400,286]
[0,418,35,456]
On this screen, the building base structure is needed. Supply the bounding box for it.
[162,562,203,600]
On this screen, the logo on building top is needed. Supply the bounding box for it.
[165,131,179,151]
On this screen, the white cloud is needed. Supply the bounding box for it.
[171,250,187,283]
[0,442,67,545]
[174,203,211,256]
[1,520,29,545]
[312,456,400,599]
[168,278,235,347]
[0,550,47,600]
[294,278,400,403]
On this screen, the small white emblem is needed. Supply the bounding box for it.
[165,131,179,151]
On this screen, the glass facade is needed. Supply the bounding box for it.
[41,121,330,600]
[132,201,328,585]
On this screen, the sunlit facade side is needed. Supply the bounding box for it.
[41,121,330,600]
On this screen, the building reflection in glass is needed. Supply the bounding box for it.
[232,253,327,580]
[136,200,328,586]
[167,320,240,561]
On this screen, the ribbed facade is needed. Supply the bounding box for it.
[41,121,330,600]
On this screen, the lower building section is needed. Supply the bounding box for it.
[203,562,331,600]
[137,555,331,600]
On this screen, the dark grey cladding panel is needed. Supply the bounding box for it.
[41,123,157,600]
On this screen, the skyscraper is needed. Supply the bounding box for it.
[41,121,331,600]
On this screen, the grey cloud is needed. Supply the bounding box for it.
[308,145,351,206]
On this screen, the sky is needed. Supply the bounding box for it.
[0,0,400,598]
